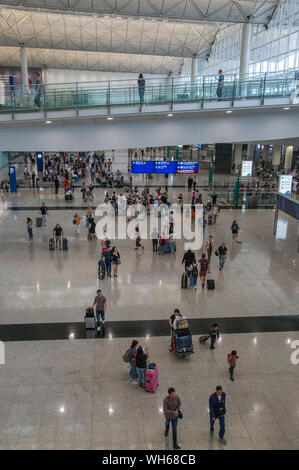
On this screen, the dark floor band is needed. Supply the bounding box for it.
[0,315,298,342]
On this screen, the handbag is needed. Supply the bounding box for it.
[178,409,183,419]
[215,250,219,256]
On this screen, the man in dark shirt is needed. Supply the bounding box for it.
[216,242,227,270]
[91,289,107,331]
[53,224,63,249]
[39,202,48,226]
[34,72,42,107]
[209,385,226,441]
[182,249,196,269]
[187,177,193,193]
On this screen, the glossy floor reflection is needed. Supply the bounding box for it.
[0,332,299,450]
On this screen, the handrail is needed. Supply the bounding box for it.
[1,68,298,115]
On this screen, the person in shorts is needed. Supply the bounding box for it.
[40,202,48,226]
[53,224,64,249]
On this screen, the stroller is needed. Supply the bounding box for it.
[173,316,194,358]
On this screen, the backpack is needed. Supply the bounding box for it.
[122,349,132,363]
[200,258,209,271]
[192,266,198,278]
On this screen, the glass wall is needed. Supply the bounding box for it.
[198,0,299,76]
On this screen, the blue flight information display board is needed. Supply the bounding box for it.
[176,161,199,174]
[154,161,177,174]
[131,161,155,174]
[131,160,199,174]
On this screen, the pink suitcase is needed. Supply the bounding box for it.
[145,366,159,393]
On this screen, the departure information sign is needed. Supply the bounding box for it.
[131,161,155,174]
[176,161,199,174]
[154,161,177,174]
[279,175,293,195]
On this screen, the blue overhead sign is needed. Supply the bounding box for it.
[176,161,199,174]
[131,161,154,174]
[154,161,177,174]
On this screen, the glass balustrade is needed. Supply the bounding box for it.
[0,69,298,114]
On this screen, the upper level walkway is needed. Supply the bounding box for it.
[1,69,299,123]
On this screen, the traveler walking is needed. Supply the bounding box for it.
[103,245,112,277]
[198,253,209,288]
[91,289,107,331]
[209,385,226,440]
[227,350,239,381]
[205,235,213,266]
[168,309,181,352]
[216,70,224,100]
[138,73,145,103]
[163,387,182,449]
[26,218,33,241]
[135,346,148,389]
[34,72,42,107]
[188,262,198,289]
[54,176,59,194]
[216,242,227,270]
[53,224,64,249]
[187,177,193,193]
[231,220,240,243]
[209,323,219,350]
[112,246,120,278]
[212,191,217,206]
[151,228,159,253]
[135,227,144,251]
[182,248,196,269]
[73,213,81,235]
[39,202,48,226]
[31,171,36,188]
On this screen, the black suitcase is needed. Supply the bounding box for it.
[36,217,43,228]
[62,238,68,251]
[176,328,190,337]
[49,238,55,251]
[207,279,215,290]
[85,308,94,317]
[181,272,188,289]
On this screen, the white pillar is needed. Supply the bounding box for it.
[20,47,28,93]
[240,23,252,75]
[285,145,293,172]
[42,67,48,85]
[191,56,198,98]
[272,145,281,168]
[234,144,243,171]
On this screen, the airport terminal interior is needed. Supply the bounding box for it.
[0,0,299,452]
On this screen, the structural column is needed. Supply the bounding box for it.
[272,145,282,168]
[240,23,252,98]
[20,46,28,94]
[284,145,293,172]
[42,66,48,85]
[191,55,198,99]
[240,23,252,75]
[234,144,243,171]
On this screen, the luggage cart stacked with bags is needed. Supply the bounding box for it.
[174,316,194,358]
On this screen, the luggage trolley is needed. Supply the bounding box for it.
[174,317,194,359]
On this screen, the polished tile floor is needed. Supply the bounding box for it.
[0,170,298,450]
[0,332,299,450]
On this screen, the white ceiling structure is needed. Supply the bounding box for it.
[0,1,281,74]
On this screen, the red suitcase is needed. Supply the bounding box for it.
[145,366,159,393]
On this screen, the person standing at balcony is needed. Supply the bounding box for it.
[216,70,224,101]
[34,72,42,108]
[138,73,145,104]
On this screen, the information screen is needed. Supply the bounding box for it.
[279,175,293,195]
[154,161,177,174]
[176,161,199,174]
[241,161,253,177]
[131,161,154,174]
